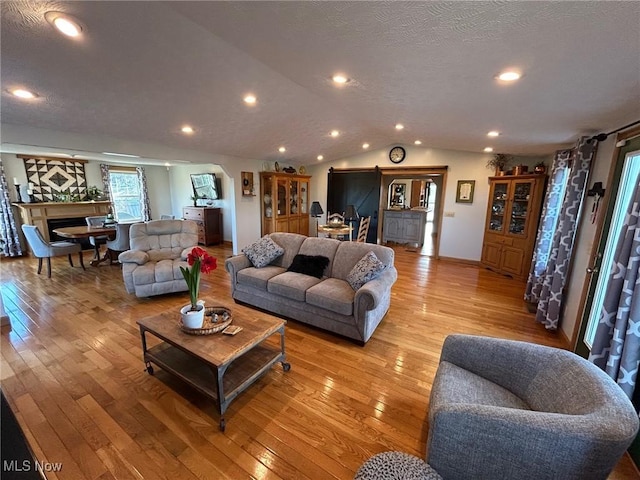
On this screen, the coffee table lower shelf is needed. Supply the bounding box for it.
[143,340,289,431]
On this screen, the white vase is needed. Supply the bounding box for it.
[180,301,205,329]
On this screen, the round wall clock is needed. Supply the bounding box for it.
[389,146,406,164]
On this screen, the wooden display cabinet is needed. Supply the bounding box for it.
[480,175,546,280]
[260,172,311,236]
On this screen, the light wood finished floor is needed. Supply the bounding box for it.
[1,244,638,479]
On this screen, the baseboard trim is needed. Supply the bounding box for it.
[437,256,480,266]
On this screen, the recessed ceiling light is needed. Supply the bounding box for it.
[317,155,324,161]
[181,126,194,134]
[102,152,140,158]
[487,131,500,137]
[330,130,340,137]
[414,140,422,145]
[362,143,370,149]
[395,124,404,130]
[332,74,349,84]
[484,147,494,153]
[10,88,37,99]
[496,70,521,82]
[45,12,83,37]
[243,94,257,104]
[279,146,286,153]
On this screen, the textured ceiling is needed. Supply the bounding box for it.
[1,1,639,165]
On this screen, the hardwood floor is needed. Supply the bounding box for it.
[1,244,638,479]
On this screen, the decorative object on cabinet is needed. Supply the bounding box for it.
[389,183,406,207]
[260,172,311,236]
[241,171,254,196]
[534,162,547,174]
[182,207,223,246]
[283,166,297,174]
[486,153,513,176]
[455,180,475,203]
[299,166,307,174]
[513,164,528,176]
[480,174,546,280]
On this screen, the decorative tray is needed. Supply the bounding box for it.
[180,306,232,335]
[325,223,347,229]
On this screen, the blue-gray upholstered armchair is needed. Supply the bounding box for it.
[427,334,639,480]
[21,224,85,278]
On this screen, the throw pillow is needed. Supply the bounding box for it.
[347,251,387,291]
[287,254,330,279]
[242,236,285,268]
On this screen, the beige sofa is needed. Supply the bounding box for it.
[225,232,397,343]
[119,219,199,297]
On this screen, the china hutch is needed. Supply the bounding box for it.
[260,172,311,236]
[480,174,546,280]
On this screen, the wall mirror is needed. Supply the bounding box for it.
[190,173,220,202]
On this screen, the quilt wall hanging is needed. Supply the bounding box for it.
[20,155,88,202]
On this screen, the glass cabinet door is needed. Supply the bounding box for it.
[488,182,509,233]
[263,174,274,220]
[299,180,309,215]
[509,180,533,235]
[289,179,298,215]
[276,179,287,218]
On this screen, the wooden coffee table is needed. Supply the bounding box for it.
[136,303,289,431]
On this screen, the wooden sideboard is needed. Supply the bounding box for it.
[382,209,428,246]
[14,201,112,243]
[182,207,223,246]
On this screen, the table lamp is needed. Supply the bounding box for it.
[310,201,324,236]
[344,204,359,241]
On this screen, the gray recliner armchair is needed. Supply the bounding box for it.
[427,334,639,480]
[118,219,199,297]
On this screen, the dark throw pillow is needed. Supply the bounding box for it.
[287,254,330,279]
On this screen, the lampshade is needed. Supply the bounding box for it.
[310,201,324,217]
[344,204,359,220]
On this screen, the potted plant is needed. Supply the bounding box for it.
[487,153,513,176]
[190,192,201,207]
[179,247,217,328]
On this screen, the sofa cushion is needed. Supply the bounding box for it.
[306,278,355,316]
[237,266,286,290]
[242,236,285,268]
[287,254,330,279]
[347,251,387,290]
[268,272,323,302]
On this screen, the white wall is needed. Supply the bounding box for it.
[305,145,547,261]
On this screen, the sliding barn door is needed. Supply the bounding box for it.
[327,169,381,243]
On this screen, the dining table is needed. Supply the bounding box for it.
[317,223,353,240]
[53,225,117,266]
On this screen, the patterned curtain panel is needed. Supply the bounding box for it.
[136,167,151,221]
[0,161,23,257]
[524,149,572,303]
[100,163,113,204]
[589,172,640,399]
[528,137,598,330]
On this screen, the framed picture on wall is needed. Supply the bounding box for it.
[456,180,475,203]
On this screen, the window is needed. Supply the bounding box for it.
[109,170,142,221]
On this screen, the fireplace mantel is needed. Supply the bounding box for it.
[14,201,111,243]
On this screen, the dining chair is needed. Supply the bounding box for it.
[327,212,345,225]
[21,225,85,278]
[356,216,371,243]
[85,216,110,259]
[105,222,133,264]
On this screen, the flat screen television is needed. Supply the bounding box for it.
[190,173,221,201]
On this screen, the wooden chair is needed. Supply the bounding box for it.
[21,225,85,278]
[356,216,371,243]
[327,212,345,225]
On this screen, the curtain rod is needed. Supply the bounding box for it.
[587,119,640,143]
